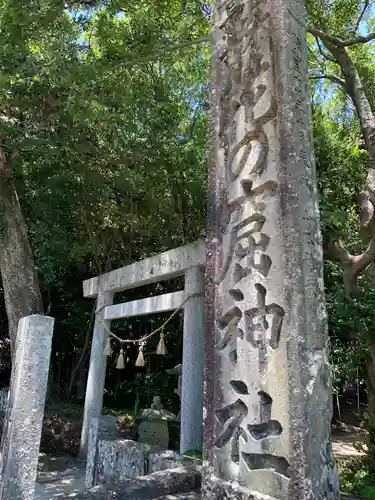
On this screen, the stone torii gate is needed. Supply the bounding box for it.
[79,240,205,458]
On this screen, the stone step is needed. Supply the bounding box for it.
[76,466,201,500]
[152,494,200,500]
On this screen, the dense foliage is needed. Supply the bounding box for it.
[0,0,210,401]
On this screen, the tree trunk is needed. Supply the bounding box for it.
[366,343,375,454]
[76,359,87,401]
[0,172,44,355]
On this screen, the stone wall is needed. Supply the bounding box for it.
[95,439,147,483]
[87,438,189,486]
[86,416,194,488]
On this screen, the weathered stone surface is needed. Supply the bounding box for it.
[96,439,145,483]
[0,315,54,500]
[99,415,117,429]
[204,0,339,498]
[86,420,162,489]
[83,240,205,298]
[98,415,118,439]
[202,475,277,500]
[104,291,185,320]
[86,418,100,488]
[77,466,201,500]
[86,415,123,487]
[137,396,176,449]
[152,494,200,500]
[138,419,169,448]
[148,450,195,473]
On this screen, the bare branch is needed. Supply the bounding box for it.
[113,36,210,69]
[315,37,336,63]
[308,25,375,47]
[342,32,375,46]
[309,74,346,86]
[327,239,375,295]
[328,240,352,265]
[352,243,375,277]
[354,0,369,35]
[64,0,97,6]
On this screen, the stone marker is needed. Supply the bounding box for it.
[137,396,176,449]
[96,439,145,483]
[204,1,339,499]
[86,416,120,488]
[0,315,54,500]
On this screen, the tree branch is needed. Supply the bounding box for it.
[354,0,369,35]
[327,239,352,265]
[327,239,375,296]
[103,36,210,73]
[64,0,97,6]
[308,25,375,47]
[310,74,345,87]
[342,32,375,46]
[315,37,336,63]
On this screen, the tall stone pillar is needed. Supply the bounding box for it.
[181,266,205,454]
[80,291,114,458]
[0,315,54,500]
[204,1,339,499]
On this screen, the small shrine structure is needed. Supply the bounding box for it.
[80,240,205,457]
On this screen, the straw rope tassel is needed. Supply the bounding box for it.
[135,345,145,367]
[156,333,166,355]
[103,337,112,356]
[116,349,125,369]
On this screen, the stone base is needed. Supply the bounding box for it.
[202,475,278,500]
[149,450,195,474]
[77,466,201,499]
[202,475,362,500]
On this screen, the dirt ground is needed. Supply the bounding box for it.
[332,396,367,459]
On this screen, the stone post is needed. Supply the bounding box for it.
[181,266,205,454]
[0,315,54,500]
[80,291,114,458]
[204,1,339,499]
